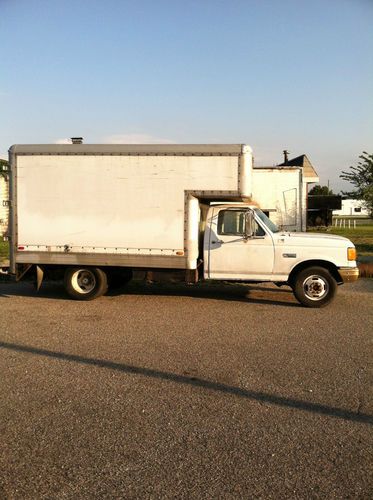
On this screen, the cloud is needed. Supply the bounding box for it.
[102,133,175,144]
[55,138,71,144]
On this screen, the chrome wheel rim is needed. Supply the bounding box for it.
[71,269,96,294]
[303,275,329,301]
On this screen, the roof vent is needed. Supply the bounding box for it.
[71,137,83,144]
[283,149,289,165]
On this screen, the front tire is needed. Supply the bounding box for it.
[64,267,108,300]
[293,266,337,308]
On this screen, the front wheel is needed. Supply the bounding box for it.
[64,267,108,300]
[293,266,337,308]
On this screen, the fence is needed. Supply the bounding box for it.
[332,217,373,228]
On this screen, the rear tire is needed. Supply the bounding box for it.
[293,266,337,308]
[64,267,108,300]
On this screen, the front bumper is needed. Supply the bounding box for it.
[339,267,359,283]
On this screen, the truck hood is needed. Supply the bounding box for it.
[274,232,354,248]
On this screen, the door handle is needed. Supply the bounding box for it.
[211,240,223,244]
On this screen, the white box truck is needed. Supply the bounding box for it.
[6,143,359,307]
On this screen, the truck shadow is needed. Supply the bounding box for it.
[0,281,298,307]
[0,339,371,425]
[117,281,298,307]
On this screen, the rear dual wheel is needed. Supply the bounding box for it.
[64,267,108,300]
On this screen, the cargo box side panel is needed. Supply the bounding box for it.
[16,154,240,260]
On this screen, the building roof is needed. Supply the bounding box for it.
[279,154,318,179]
[9,144,249,156]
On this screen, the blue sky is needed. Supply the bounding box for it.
[1,0,372,192]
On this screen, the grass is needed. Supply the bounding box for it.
[0,240,9,265]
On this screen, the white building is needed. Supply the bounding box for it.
[253,154,319,231]
[333,199,369,217]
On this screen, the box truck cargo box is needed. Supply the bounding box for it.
[9,144,252,272]
[5,143,358,307]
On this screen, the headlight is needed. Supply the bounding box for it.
[347,247,356,261]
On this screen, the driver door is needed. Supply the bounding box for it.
[206,207,275,280]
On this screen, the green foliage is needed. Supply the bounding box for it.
[0,240,8,264]
[309,185,334,195]
[340,152,373,216]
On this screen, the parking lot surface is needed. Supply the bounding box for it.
[0,279,372,498]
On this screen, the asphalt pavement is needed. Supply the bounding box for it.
[0,279,372,498]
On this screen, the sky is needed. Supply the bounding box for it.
[0,0,372,192]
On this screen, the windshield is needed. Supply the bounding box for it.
[254,208,280,233]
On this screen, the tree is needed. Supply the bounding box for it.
[309,185,334,195]
[340,152,373,216]
[0,159,9,180]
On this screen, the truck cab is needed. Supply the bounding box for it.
[204,204,359,307]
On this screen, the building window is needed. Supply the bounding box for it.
[354,207,362,213]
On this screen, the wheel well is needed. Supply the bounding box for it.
[288,260,342,286]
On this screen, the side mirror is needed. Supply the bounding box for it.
[244,211,255,239]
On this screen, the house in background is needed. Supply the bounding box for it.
[253,151,319,231]
[333,199,370,217]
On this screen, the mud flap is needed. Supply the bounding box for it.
[185,268,199,284]
[35,265,44,291]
